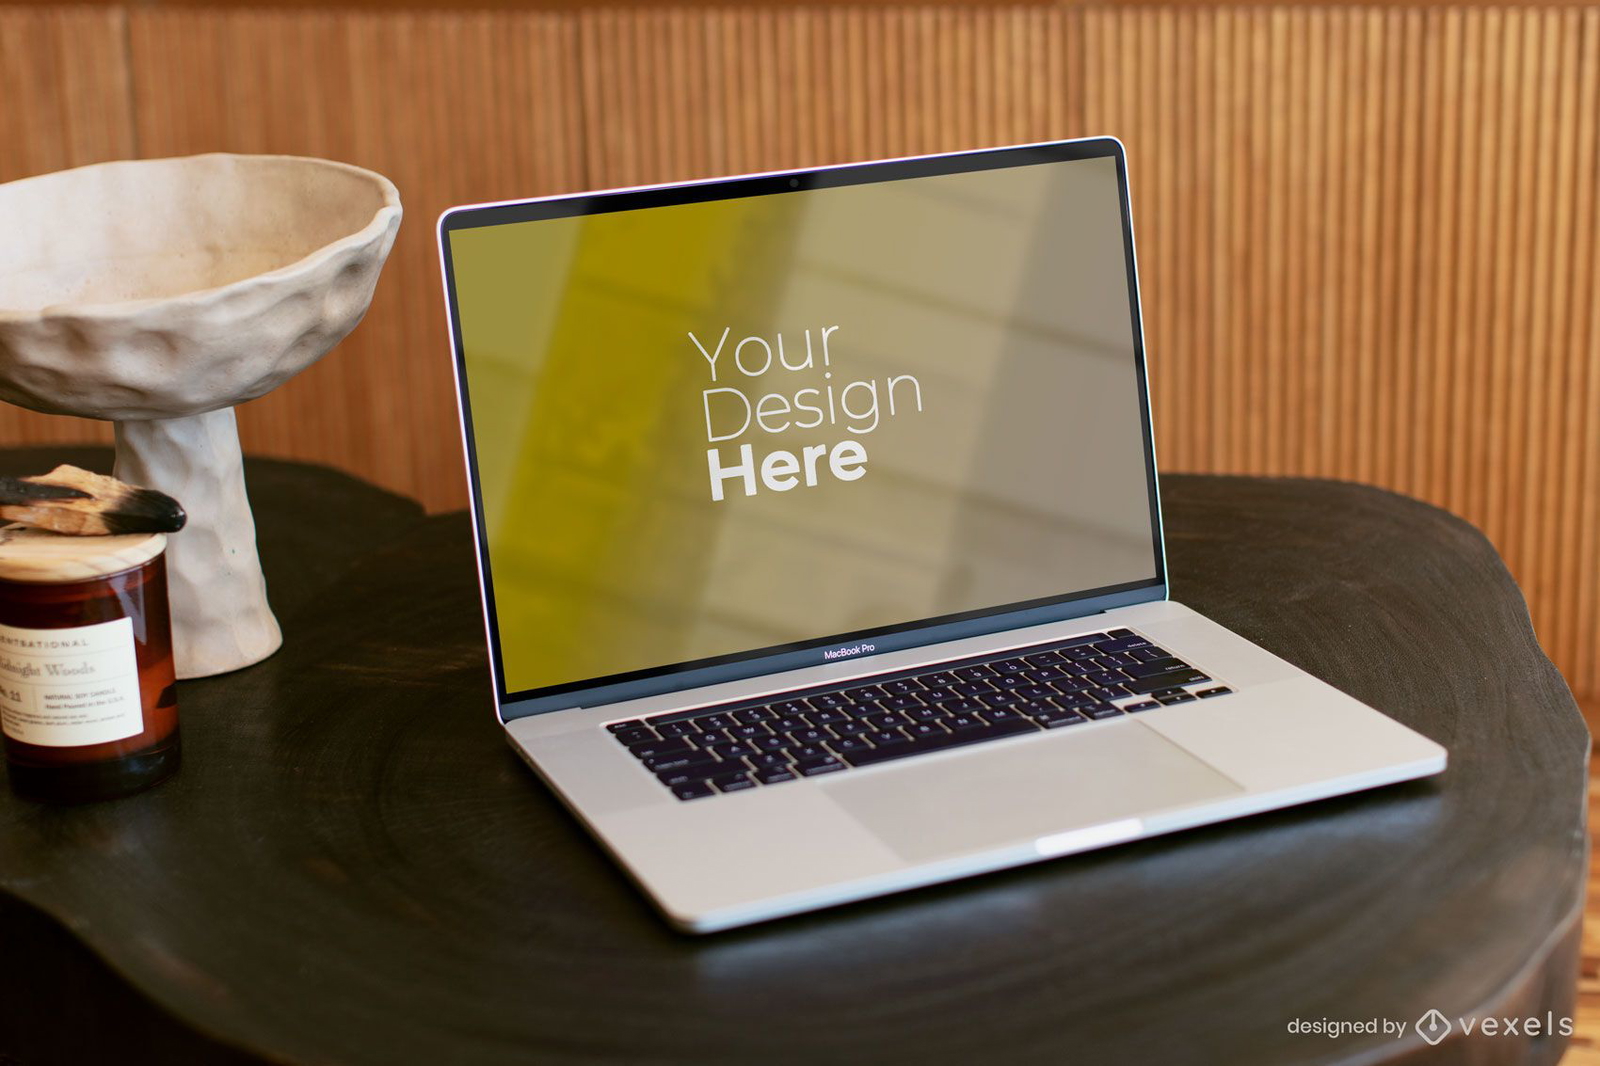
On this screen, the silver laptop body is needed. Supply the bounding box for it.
[438,137,1446,933]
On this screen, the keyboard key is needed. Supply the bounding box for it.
[787,728,830,746]
[733,707,776,725]
[983,706,1024,723]
[1094,635,1152,653]
[1158,692,1197,705]
[729,724,770,739]
[831,718,872,737]
[708,741,756,760]
[1024,652,1065,667]
[1083,670,1128,686]
[1131,646,1167,662]
[1197,687,1233,698]
[946,713,982,731]
[1125,701,1162,712]
[1088,685,1128,701]
[954,681,995,697]
[843,685,886,701]
[980,691,1022,708]
[827,736,872,755]
[1014,684,1055,701]
[805,708,848,726]
[992,658,1029,675]
[710,773,756,793]
[671,780,715,801]
[770,700,809,716]
[747,752,791,769]
[655,721,699,738]
[1025,666,1069,683]
[655,759,720,784]
[753,766,797,785]
[808,694,848,711]
[1062,647,1099,662]
[1124,669,1209,694]
[771,715,807,733]
[954,666,997,681]
[614,727,658,746]
[920,671,958,687]
[865,739,916,761]
[787,744,829,761]
[1107,628,1136,638]
[795,756,847,777]
[1036,709,1086,728]
[607,720,645,733]
[1080,703,1124,720]
[836,742,922,769]
[865,729,906,746]
[907,705,947,722]
[865,712,910,729]
[700,713,734,731]
[753,735,788,752]
[991,675,1029,690]
[1124,658,1189,678]
[627,737,690,759]
[881,679,923,695]
[921,686,960,703]
[645,751,718,774]
[688,730,730,748]
[905,721,949,740]
[879,696,923,712]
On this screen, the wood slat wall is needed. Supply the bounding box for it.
[1,5,1596,700]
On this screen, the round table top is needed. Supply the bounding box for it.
[0,449,1586,1066]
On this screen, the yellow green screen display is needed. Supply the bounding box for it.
[450,152,1158,698]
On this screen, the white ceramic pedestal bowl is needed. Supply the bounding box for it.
[0,154,402,678]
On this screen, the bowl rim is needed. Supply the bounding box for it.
[0,152,402,322]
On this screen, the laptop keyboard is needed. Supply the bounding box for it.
[608,628,1233,801]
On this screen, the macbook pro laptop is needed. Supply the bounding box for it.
[437,137,1446,933]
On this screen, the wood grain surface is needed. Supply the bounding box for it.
[0,6,1595,706]
[0,451,1584,1065]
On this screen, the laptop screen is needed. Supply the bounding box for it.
[444,141,1162,709]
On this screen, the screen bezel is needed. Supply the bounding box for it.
[438,137,1167,720]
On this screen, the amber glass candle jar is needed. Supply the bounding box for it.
[0,527,180,802]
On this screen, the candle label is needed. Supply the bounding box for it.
[0,618,144,748]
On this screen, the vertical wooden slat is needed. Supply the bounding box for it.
[1571,12,1600,699]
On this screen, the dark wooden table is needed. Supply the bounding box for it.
[0,448,1586,1066]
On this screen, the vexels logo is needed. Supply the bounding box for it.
[1415,1010,1451,1046]
[822,643,874,661]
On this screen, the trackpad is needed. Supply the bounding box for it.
[820,723,1242,863]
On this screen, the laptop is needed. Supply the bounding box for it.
[436,137,1447,933]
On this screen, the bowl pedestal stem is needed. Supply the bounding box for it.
[114,409,283,679]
